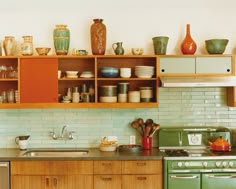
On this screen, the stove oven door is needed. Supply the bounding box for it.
[168,173,200,189]
[202,173,236,189]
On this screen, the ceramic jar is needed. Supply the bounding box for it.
[152,36,169,55]
[3,36,17,56]
[90,19,106,55]
[180,24,197,55]
[21,36,33,56]
[53,25,70,55]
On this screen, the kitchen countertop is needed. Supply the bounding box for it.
[0,147,164,161]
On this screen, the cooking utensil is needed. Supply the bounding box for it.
[131,121,143,136]
[149,124,160,137]
[208,136,230,151]
[144,124,152,137]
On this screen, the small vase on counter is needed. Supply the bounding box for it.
[3,36,17,56]
[90,19,106,55]
[21,36,33,56]
[53,25,70,55]
[180,24,197,55]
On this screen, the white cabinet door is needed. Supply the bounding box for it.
[159,57,195,74]
[196,56,232,74]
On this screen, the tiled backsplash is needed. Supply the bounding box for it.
[0,87,236,148]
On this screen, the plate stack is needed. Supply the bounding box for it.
[134,66,155,78]
[128,91,140,102]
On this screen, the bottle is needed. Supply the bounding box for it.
[21,36,33,56]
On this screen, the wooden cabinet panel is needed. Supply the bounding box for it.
[67,175,93,189]
[122,160,162,174]
[94,161,122,174]
[159,57,195,74]
[122,175,162,189]
[11,176,47,189]
[20,58,58,103]
[67,161,93,174]
[94,175,121,189]
[196,56,232,74]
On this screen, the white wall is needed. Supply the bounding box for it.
[1,0,236,55]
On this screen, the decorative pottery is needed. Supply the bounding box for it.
[112,42,124,55]
[90,19,106,55]
[152,36,169,55]
[21,36,33,56]
[180,24,197,55]
[53,25,70,55]
[3,36,17,56]
[205,39,229,54]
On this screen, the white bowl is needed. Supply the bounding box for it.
[120,68,131,78]
[99,144,117,152]
[66,71,79,76]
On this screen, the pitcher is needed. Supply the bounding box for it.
[15,135,30,150]
[112,42,124,55]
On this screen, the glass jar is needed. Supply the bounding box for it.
[21,36,33,56]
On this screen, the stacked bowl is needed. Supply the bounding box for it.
[134,66,155,78]
[128,91,141,102]
[139,87,153,102]
[99,85,117,103]
[117,82,129,102]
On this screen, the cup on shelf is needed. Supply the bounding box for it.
[58,70,62,78]
[120,68,131,78]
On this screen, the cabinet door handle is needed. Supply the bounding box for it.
[46,177,50,187]
[137,176,147,180]
[53,177,57,187]
[101,176,112,181]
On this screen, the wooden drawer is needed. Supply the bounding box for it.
[94,161,122,174]
[11,160,93,175]
[122,160,162,174]
[94,175,122,189]
[122,175,162,189]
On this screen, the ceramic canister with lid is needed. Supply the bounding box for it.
[21,36,33,56]
[139,87,153,102]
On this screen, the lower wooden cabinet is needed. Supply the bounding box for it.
[11,160,162,189]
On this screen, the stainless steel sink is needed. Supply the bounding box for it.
[22,149,89,157]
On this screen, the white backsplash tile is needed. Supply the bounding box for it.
[1,87,236,148]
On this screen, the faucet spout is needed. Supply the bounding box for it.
[61,125,67,137]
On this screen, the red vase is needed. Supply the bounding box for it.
[90,19,106,55]
[181,24,197,55]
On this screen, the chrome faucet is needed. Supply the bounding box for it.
[61,125,67,138]
[50,125,75,140]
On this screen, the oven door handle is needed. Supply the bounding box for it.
[170,170,191,173]
[207,175,236,179]
[170,175,198,179]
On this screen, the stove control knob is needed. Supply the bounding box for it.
[222,161,228,167]
[177,162,183,167]
[229,162,234,168]
[215,161,221,167]
[185,162,189,167]
[203,162,208,167]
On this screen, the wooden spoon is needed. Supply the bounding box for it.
[131,121,143,136]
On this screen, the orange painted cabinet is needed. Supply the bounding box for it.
[20,58,58,103]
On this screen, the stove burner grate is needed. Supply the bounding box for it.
[165,149,188,157]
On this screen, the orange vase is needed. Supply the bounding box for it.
[181,24,197,55]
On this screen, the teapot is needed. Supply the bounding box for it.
[208,136,230,151]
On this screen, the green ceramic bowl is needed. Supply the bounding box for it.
[205,39,229,54]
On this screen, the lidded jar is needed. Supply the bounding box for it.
[53,25,70,55]
[21,36,33,56]
[3,36,17,56]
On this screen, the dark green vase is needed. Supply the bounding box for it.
[53,25,70,55]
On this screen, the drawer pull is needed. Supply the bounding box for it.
[136,162,146,166]
[53,177,57,186]
[137,176,147,180]
[102,163,112,166]
[46,177,50,187]
[101,176,112,181]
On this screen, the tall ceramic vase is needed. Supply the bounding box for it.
[3,36,17,56]
[90,19,106,55]
[180,24,197,55]
[53,25,70,55]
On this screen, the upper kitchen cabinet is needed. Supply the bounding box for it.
[158,55,233,76]
[20,57,58,103]
[196,56,232,75]
[159,56,195,75]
